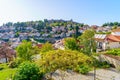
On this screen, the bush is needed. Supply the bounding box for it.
[100,61,110,68]
[0,67,4,70]
[93,60,110,68]
[13,62,42,80]
[38,50,91,74]
[106,48,120,56]
[75,65,90,74]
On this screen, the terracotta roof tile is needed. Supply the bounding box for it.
[107,34,120,42]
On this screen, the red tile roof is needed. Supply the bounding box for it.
[107,35,120,42]
[95,34,120,42]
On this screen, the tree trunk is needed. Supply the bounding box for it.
[5,53,8,63]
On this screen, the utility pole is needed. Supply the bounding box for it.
[90,38,96,80]
[94,65,96,80]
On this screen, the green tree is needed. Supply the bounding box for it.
[78,30,96,55]
[114,22,118,26]
[102,23,108,27]
[74,26,80,39]
[112,25,117,29]
[5,22,13,27]
[40,42,53,54]
[109,22,114,26]
[15,32,20,37]
[37,20,44,31]
[16,40,35,61]
[13,62,42,80]
[64,38,79,50]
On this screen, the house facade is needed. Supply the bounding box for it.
[95,33,120,51]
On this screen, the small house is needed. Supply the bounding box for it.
[95,28,120,51]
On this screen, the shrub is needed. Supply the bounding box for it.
[93,60,110,68]
[0,67,4,70]
[13,62,42,80]
[75,65,91,74]
[100,61,110,68]
[37,50,91,74]
[106,48,120,56]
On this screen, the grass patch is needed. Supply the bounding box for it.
[0,63,17,80]
[0,68,16,80]
[0,63,8,69]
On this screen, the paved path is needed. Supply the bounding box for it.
[51,68,120,80]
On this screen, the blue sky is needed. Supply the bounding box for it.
[0,0,120,26]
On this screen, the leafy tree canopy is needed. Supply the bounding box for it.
[64,38,79,50]
[16,40,40,61]
[40,42,53,54]
[102,22,120,27]
[78,30,96,55]
[13,62,42,80]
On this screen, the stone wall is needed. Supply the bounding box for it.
[98,54,120,69]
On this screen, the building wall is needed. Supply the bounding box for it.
[99,54,120,68]
[97,41,107,50]
[107,42,120,49]
[102,42,107,50]
[111,32,120,36]
[97,41,120,51]
[0,58,8,63]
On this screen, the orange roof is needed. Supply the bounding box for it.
[112,28,120,32]
[107,35,120,42]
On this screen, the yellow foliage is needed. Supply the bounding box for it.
[37,50,91,73]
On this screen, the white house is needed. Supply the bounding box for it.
[95,34,107,50]
[95,33,120,51]
[106,34,120,49]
